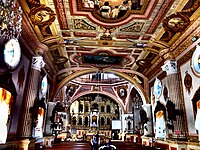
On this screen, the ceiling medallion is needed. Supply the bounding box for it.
[76,0,149,23]
[191,45,200,77]
[100,27,115,41]
[28,5,56,35]
[162,12,190,41]
[115,85,128,104]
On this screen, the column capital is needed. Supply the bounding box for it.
[159,48,175,60]
[31,55,45,71]
[161,60,177,75]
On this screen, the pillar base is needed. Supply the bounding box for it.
[17,139,30,150]
[44,136,54,148]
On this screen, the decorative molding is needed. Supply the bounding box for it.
[28,5,56,36]
[120,22,144,32]
[70,0,158,27]
[146,13,200,80]
[146,0,174,34]
[161,12,190,41]
[184,71,192,94]
[53,0,69,30]
[74,32,96,37]
[116,34,140,39]
[74,19,96,30]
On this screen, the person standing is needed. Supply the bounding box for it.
[91,132,100,150]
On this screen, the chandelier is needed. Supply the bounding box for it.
[0,0,22,40]
[94,71,102,102]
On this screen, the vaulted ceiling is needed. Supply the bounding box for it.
[19,0,200,85]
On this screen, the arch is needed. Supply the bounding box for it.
[71,91,125,113]
[53,69,149,106]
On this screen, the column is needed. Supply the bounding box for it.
[142,104,153,136]
[45,102,56,135]
[160,50,186,139]
[18,55,45,139]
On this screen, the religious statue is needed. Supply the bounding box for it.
[195,100,200,141]
[0,88,12,144]
[155,110,166,139]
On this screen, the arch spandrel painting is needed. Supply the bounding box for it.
[76,0,149,23]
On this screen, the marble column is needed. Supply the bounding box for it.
[18,55,45,139]
[142,104,153,136]
[161,51,186,139]
[45,102,56,135]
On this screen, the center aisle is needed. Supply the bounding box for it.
[44,141,159,150]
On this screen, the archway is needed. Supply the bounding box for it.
[53,69,149,106]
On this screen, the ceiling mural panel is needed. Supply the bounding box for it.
[19,0,200,83]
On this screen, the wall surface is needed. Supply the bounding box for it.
[9,54,30,135]
[180,59,199,136]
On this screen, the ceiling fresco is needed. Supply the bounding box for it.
[19,0,200,84]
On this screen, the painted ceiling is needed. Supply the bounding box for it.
[19,0,200,83]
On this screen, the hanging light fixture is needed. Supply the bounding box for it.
[94,71,102,102]
[0,0,23,40]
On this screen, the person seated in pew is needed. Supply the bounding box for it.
[99,137,116,150]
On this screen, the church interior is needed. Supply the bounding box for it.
[0,0,200,149]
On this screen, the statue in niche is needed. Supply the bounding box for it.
[0,89,12,144]
[72,117,76,125]
[155,110,166,139]
[127,121,131,130]
[85,117,89,126]
[101,117,104,125]
[92,115,97,126]
[195,100,200,131]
